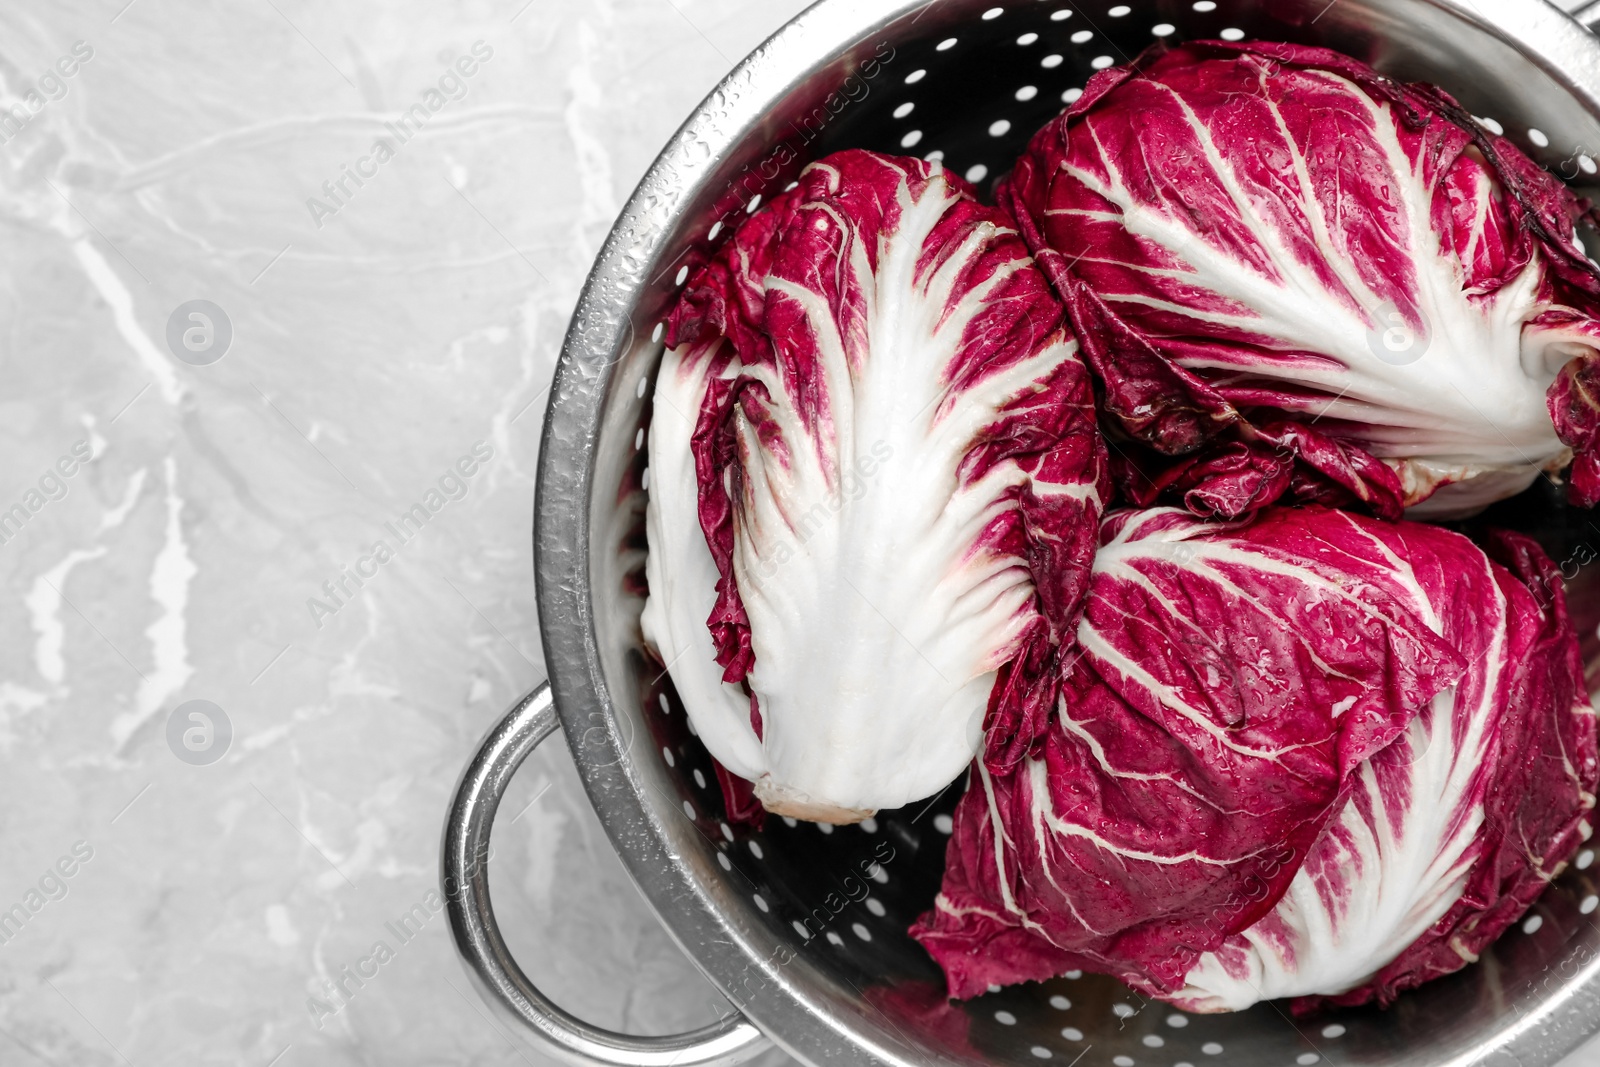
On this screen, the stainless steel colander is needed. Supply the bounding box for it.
[442,2,1600,1065]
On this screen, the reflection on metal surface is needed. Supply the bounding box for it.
[443,681,770,1067]
[444,1,1600,1065]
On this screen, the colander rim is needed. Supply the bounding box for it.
[532,2,1600,1066]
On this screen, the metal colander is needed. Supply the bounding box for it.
[443,2,1600,1066]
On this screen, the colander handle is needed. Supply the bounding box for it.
[442,682,772,1067]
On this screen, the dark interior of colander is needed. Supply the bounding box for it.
[609,1,1600,1065]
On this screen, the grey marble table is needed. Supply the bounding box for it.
[3,2,1599,1066]
[0,2,808,1064]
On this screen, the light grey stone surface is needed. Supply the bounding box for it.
[0,2,805,1064]
[4,2,1600,1066]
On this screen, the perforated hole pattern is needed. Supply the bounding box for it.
[613,3,1600,1066]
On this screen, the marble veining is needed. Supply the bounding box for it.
[0,3,804,1064]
